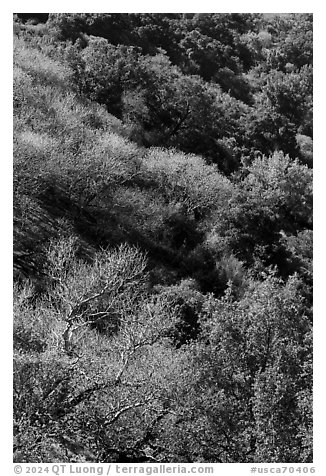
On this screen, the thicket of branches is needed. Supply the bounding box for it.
[13,13,312,463]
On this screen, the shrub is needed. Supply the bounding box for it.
[143,148,234,217]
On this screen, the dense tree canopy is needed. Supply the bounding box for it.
[13,12,313,464]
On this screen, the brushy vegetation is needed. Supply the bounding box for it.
[13,13,312,463]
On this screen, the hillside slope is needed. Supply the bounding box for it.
[13,18,313,464]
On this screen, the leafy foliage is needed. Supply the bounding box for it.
[13,13,313,463]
